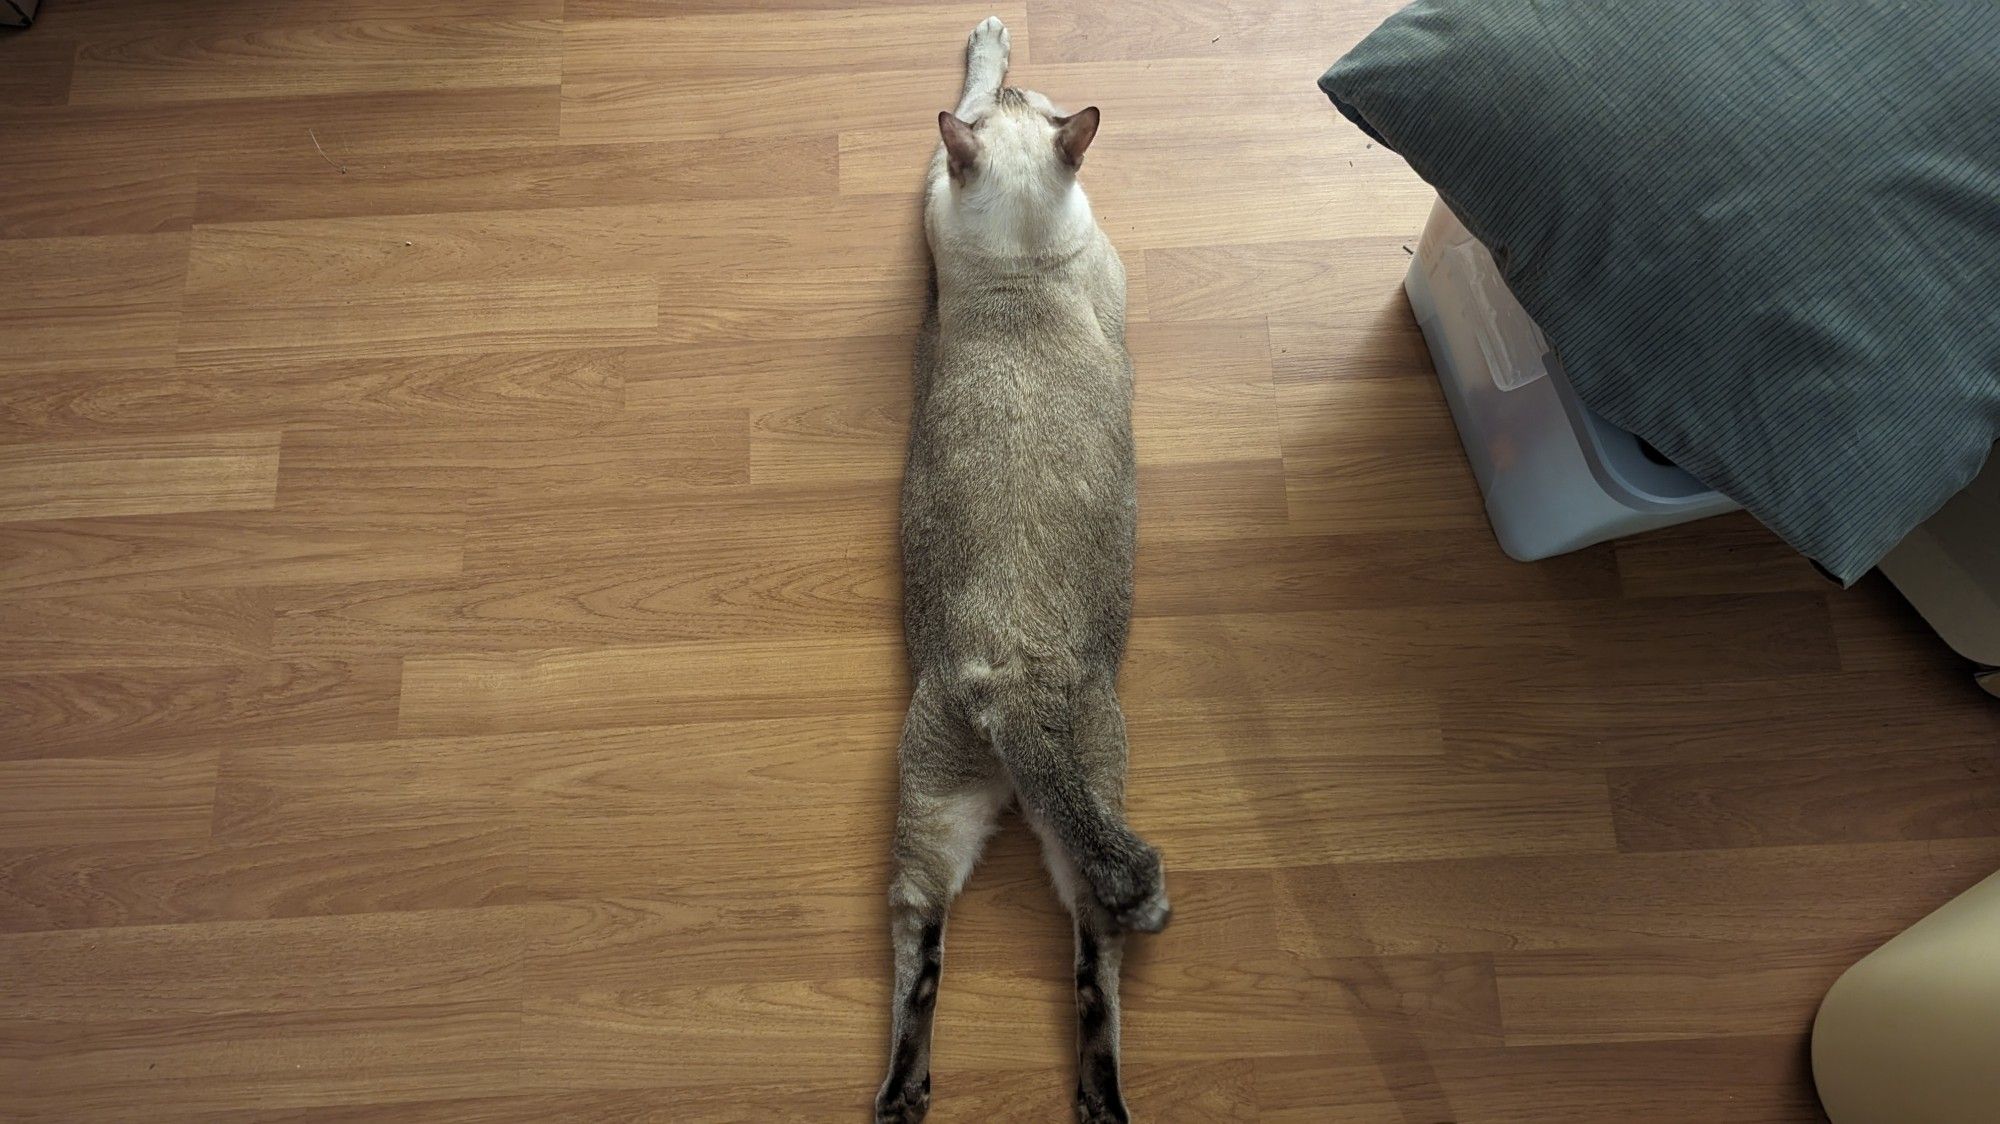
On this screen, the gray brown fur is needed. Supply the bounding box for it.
[875,17,1166,1124]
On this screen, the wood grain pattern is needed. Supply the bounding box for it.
[3,2,1995,1120]
[70,19,562,105]
[562,5,1035,79]
[0,510,464,600]
[179,278,660,363]
[0,659,402,761]
[195,136,840,224]
[1491,940,1870,1045]
[0,233,188,371]
[0,351,624,440]
[0,750,219,847]
[0,590,271,673]
[0,432,279,522]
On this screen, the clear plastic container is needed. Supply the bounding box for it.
[1403,199,1739,560]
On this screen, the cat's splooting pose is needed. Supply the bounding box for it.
[875,17,1168,1124]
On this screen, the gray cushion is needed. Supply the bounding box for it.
[1322,1,2000,582]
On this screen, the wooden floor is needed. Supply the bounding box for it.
[4,2,1999,1120]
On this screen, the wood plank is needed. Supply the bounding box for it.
[188,1085,894,1124]
[0,30,76,108]
[397,634,907,736]
[0,432,279,523]
[0,750,217,847]
[1277,372,1489,534]
[1119,951,1504,1062]
[70,20,562,105]
[1610,744,2000,851]
[0,658,402,761]
[562,5,1032,80]
[1831,571,1970,675]
[623,338,915,488]
[0,351,623,441]
[0,1004,526,1119]
[178,278,659,364]
[3,84,561,158]
[655,264,925,346]
[0,233,186,372]
[0,114,194,238]
[273,414,748,514]
[0,589,271,673]
[1272,837,2000,958]
[0,906,528,1020]
[459,478,899,572]
[1130,320,1283,463]
[1141,757,1615,869]
[1443,672,2000,771]
[1615,512,1831,597]
[30,0,562,39]
[1146,238,1418,323]
[215,714,897,845]
[1098,175,1433,255]
[0,511,464,600]
[518,985,886,1090]
[271,545,890,657]
[1027,0,1405,64]
[1138,457,1293,544]
[1558,591,1841,684]
[1125,691,1446,766]
[1432,1036,1825,1123]
[1135,529,1619,617]
[0,88,560,241]
[1120,595,1837,712]
[1268,292,1438,385]
[183,198,917,294]
[195,137,838,225]
[0,823,524,933]
[1493,940,1871,1045]
[516,892,883,995]
[1253,1053,1443,1124]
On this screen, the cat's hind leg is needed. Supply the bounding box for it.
[876,681,1007,1124]
[1033,823,1134,1124]
[957,16,1011,116]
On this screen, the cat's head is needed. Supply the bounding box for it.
[938,87,1099,204]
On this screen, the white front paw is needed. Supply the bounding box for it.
[967,15,1010,69]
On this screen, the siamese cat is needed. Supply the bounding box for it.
[877,17,1167,1124]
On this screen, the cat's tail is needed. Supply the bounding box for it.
[984,684,1169,933]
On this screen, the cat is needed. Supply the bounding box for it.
[875,17,1169,1124]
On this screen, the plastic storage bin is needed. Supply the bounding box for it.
[1403,199,1739,560]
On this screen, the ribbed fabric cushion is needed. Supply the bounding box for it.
[1322,1,2000,582]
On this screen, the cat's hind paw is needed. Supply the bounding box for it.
[874,1073,931,1124]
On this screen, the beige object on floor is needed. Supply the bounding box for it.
[1812,867,2000,1122]
[1879,453,2000,697]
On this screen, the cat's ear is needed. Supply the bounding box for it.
[939,111,979,177]
[1053,106,1099,167]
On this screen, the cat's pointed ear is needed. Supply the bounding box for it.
[939,111,979,177]
[1053,106,1099,167]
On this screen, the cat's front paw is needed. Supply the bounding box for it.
[967,16,1010,73]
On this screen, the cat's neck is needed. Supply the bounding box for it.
[929,180,1098,269]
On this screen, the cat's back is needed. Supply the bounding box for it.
[902,258,1135,671]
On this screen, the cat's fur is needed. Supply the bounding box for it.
[875,17,1167,1124]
